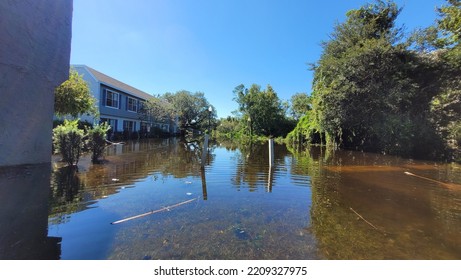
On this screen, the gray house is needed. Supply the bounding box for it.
[72,65,177,136]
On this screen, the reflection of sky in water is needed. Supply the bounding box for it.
[47,143,314,260]
[43,140,461,259]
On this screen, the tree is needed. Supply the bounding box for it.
[54,69,96,118]
[308,0,446,158]
[163,91,216,134]
[411,0,461,159]
[290,93,312,120]
[233,84,291,137]
[437,0,461,49]
[139,96,174,126]
[430,0,461,159]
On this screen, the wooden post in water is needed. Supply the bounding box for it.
[201,134,209,169]
[268,138,274,167]
[267,165,273,193]
[201,167,208,200]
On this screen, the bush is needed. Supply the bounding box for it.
[53,120,84,166]
[87,122,110,163]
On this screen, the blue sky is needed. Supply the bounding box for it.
[71,0,445,118]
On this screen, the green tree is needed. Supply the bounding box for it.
[233,84,291,137]
[54,69,96,118]
[139,96,174,126]
[163,91,216,134]
[309,0,445,157]
[290,93,312,120]
[437,0,461,48]
[431,0,461,159]
[411,0,461,159]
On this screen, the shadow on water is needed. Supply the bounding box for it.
[0,164,61,259]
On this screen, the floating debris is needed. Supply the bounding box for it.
[185,181,192,184]
[110,198,198,225]
[234,228,251,240]
[186,192,193,196]
[111,178,120,182]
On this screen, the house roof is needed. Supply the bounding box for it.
[80,65,153,101]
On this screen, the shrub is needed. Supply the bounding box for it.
[53,120,84,166]
[87,122,110,163]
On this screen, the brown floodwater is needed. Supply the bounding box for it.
[0,138,460,259]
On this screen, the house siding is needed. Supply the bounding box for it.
[99,85,142,120]
[71,64,179,134]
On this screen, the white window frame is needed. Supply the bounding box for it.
[105,89,119,109]
[127,97,138,112]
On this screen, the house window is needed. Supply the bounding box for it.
[127,97,138,112]
[101,118,118,132]
[123,120,134,132]
[104,89,119,108]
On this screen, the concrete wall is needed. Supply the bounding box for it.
[0,0,73,166]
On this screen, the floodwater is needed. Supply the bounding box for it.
[1,138,460,259]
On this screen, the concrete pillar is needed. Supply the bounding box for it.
[0,0,73,166]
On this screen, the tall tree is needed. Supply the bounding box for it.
[431,0,461,157]
[310,0,445,157]
[54,69,96,118]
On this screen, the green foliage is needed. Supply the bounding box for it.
[296,0,453,159]
[139,91,216,136]
[420,0,461,158]
[87,122,110,163]
[139,96,174,124]
[233,84,292,137]
[164,91,216,134]
[285,112,324,146]
[53,120,85,166]
[436,0,461,48]
[290,93,312,120]
[54,69,96,118]
[216,117,242,139]
[410,0,461,66]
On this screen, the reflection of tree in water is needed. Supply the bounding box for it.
[50,166,83,203]
[50,138,218,212]
[293,146,461,259]
[220,141,291,191]
[49,166,88,222]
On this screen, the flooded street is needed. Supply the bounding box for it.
[1,138,460,259]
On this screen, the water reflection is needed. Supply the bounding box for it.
[47,139,314,259]
[7,138,458,259]
[226,142,293,192]
[0,164,60,259]
[292,146,461,259]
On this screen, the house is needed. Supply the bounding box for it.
[72,65,178,137]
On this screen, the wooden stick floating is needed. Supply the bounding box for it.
[404,171,461,190]
[350,207,378,231]
[111,198,197,225]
